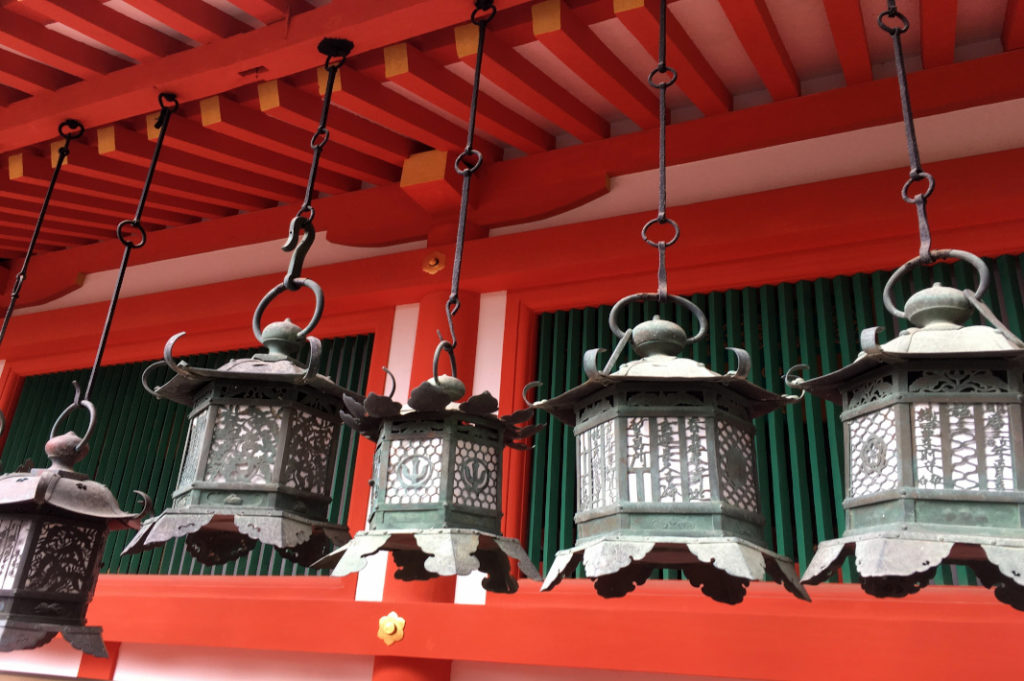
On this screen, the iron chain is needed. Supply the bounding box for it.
[0,119,83,349]
[639,0,675,301]
[880,1,934,262]
[434,0,496,380]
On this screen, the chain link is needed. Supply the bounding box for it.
[434,1,496,380]
[639,0,675,301]
[880,1,934,262]
[0,119,83,349]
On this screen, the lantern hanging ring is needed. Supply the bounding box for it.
[48,381,96,451]
[608,292,708,343]
[882,249,989,319]
[252,278,324,344]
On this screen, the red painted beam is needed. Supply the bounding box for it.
[614,0,732,115]
[20,0,187,62]
[0,7,130,78]
[149,112,361,194]
[229,0,311,25]
[331,67,501,159]
[0,0,539,155]
[258,79,419,166]
[921,0,958,69]
[98,123,297,206]
[8,150,225,223]
[120,0,251,44]
[0,194,127,236]
[454,25,609,142]
[0,49,78,95]
[720,0,801,100]
[385,42,554,154]
[1005,0,1024,50]
[80,575,1024,681]
[0,217,91,247]
[200,95,402,186]
[823,0,874,85]
[0,178,197,227]
[532,0,658,128]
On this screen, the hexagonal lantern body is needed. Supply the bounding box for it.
[534,311,808,602]
[314,377,541,593]
[799,282,1024,607]
[0,431,145,656]
[565,380,765,546]
[368,412,503,536]
[123,322,353,566]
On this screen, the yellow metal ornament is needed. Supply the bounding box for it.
[377,611,406,646]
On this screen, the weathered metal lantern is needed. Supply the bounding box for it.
[124,38,360,568]
[314,375,541,592]
[0,426,147,656]
[794,256,1024,607]
[123,319,352,566]
[534,295,808,602]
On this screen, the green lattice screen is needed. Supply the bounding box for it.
[530,254,1024,585]
[0,334,373,577]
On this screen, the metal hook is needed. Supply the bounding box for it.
[381,367,397,399]
[521,380,542,407]
[782,364,809,403]
[282,216,315,290]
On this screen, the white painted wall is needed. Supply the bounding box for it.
[113,643,373,681]
[0,636,81,677]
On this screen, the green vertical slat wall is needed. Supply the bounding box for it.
[0,334,373,577]
[530,254,1024,584]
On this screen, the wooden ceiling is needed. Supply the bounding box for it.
[0,0,1019,261]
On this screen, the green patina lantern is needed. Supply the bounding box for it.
[0,419,148,656]
[533,294,808,602]
[123,318,353,566]
[313,374,541,593]
[793,252,1024,607]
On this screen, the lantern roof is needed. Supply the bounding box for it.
[535,329,790,426]
[0,432,148,530]
[796,283,1024,403]
[144,321,358,406]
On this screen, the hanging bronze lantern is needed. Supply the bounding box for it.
[313,1,539,593]
[792,1,1024,608]
[123,39,360,567]
[123,318,353,566]
[533,296,808,602]
[313,373,541,592]
[0,423,148,656]
[793,255,1024,607]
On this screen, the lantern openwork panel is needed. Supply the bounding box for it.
[368,412,503,535]
[839,359,1024,538]
[571,381,762,545]
[0,512,105,639]
[172,378,342,522]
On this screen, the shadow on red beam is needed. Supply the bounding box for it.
[88,574,1023,681]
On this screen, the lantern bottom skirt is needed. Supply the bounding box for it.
[0,619,106,657]
[802,529,1024,609]
[312,529,542,594]
[541,536,810,603]
[121,509,350,567]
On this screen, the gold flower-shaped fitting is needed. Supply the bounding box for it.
[377,611,405,646]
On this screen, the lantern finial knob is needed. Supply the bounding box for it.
[631,315,688,357]
[44,431,88,471]
[260,319,303,358]
[904,283,972,329]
